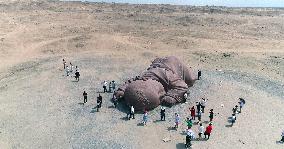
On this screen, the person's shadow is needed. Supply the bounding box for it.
[176,143,187,149]
[276,141,283,144]
[120,117,129,121]
[167,126,176,131]
[137,123,144,126]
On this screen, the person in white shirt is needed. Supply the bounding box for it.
[186,128,195,138]
[103,81,108,93]
[65,66,70,76]
[231,113,236,126]
[198,123,204,139]
[185,128,195,147]
[200,98,207,113]
[129,105,135,119]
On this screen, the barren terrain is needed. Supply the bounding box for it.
[0,1,284,149]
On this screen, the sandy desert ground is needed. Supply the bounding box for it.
[0,0,284,149]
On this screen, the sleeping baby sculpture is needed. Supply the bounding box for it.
[114,56,197,111]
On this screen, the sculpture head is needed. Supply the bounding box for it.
[124,79,166,111]
[152,56,197,87]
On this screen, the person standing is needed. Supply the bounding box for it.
[198,123,204,139]
[97,94,102,112]
[75,66,79,72]
[280,130,284,143]
[209,109,214,122]
[190,106,196,120]
[63,59,66,69]
[143,110,148,126]
[200,98,207,113]
[112,93,118,108]
[231,113,236,126]
[103,81,108,93]
[112,80,116,90]
[70,62,73,73]
[175,113,180,129]
[238,98,245,113]
[129,105,135,119]
[204,123,213,140]
[83,91,87,104]
[197,70,201,80]
[160,106,166,121]
[197,110,202,124]
[186,117,193,129]
[196,102,202,113]
[108,81,112,93]
[185,128,195,148]
[75,71,80,81]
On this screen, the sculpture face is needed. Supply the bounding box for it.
[116,56,197,111]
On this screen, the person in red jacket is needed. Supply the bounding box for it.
[204,123,213,140]
[190,106,196,120]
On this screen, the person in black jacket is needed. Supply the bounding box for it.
[83,91,87,104]
[197,70,201,80]
[97,94,102,112]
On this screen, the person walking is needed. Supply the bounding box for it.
[103,81,108,93]
[83,91,87,104]
[231,113,236,126]
[209,109,214,122]
[204,123,213,140]
[232,105,238,115]
[186,117,193,129]
[190,106,196,120]
[200,98,207,113]
[63,59,66,69]
[175,113,180,129]
[197,70,201,80]
[160,106,166,121]
[198,123,204,139]
[142,110,148,126]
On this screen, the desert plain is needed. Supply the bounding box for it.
[0,0,284,149]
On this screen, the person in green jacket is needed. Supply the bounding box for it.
[186,117,193,129]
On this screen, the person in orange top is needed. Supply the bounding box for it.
[204,123,213,140]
